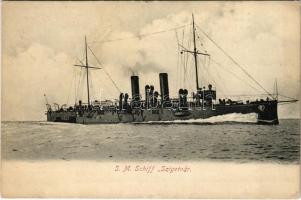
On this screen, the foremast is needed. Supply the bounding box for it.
[74,36,101,106]
[85,36,90,106]
[192,14,199,90]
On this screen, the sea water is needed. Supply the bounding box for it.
[2,114,300,163]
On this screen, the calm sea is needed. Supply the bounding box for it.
[2,117,300,163]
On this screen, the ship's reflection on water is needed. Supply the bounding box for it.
[2,117,300,163]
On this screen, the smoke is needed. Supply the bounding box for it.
[122,50,164,76]
[123,61,164,76]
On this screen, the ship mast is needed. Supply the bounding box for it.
[192,14,200,90]
[74,36,101,106]
[275,79,278,101]
[181,14,209,91]
[85,36,90,106]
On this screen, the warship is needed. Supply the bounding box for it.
[45,14,297,125]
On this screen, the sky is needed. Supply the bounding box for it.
[2,1,300,121]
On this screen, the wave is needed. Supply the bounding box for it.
[137,113,258,125]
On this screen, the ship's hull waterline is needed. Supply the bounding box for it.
[46,100,279,125]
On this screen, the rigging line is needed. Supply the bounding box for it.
[204,56,219,90]
[90,71,114,101]
[80,44,86,63]
[184,30,192,88]
[71,57,79,104]
[175,30,181,91]
[225,94,274,97]
[186,56,194,91]
[89,71,95,101]
[273,80,276,98]
[179,45,189,86]
[182,43,187,87]
[209,58,229,96]
[74,64,79,104]
[200,57,208,86]
[76,57,85,66]
[212,60,261,94]
[210,58,262,93]
[75,46,86,103]
[89,24,189,44]
[185,61,191,90]
[181,29,186,88]
[66,63,77,105]
[201,56,230,98]
[278,94,298,100]
[196,25,274,98]
[198,57,206,86]
[75,68,81,103]
[90,64,116,99]
[79,67,87,102]
[200,56,226,97]
[200,56,208,87]
[181,29,186,87]
[184,53,189,88]
[78,69,86,102]
[278,101,298,105]
[87,45,121,93]
[196,32,210,55]
[74,69,77,105]
[75,66,83,103]
[196,32,205,50]
[89,27,112,45]
[188,26,194,88]
[278,102,291,105]
[189,56,195,91]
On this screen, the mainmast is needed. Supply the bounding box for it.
[192,14,200,90]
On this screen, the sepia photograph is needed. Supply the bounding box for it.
[1,1,300,198]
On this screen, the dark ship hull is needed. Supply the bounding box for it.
[46,100,279,125]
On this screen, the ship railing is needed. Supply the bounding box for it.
[218,94,272,103]
[113,95,274,111]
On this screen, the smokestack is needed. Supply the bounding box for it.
[159,73,170,106]
[131,76,140,101]
[145,85,150,109]
[124,93,129,109]
[183,89,188,106]
[149,85,154,108]
[119,93,124,110]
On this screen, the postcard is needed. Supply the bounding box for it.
[2,1,300,198]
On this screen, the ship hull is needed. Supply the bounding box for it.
[46,100,279,125]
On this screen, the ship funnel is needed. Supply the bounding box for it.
[159,73,170,104]
[145,85,150,109]
[119,93,124,110]
[131,76,140,101]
